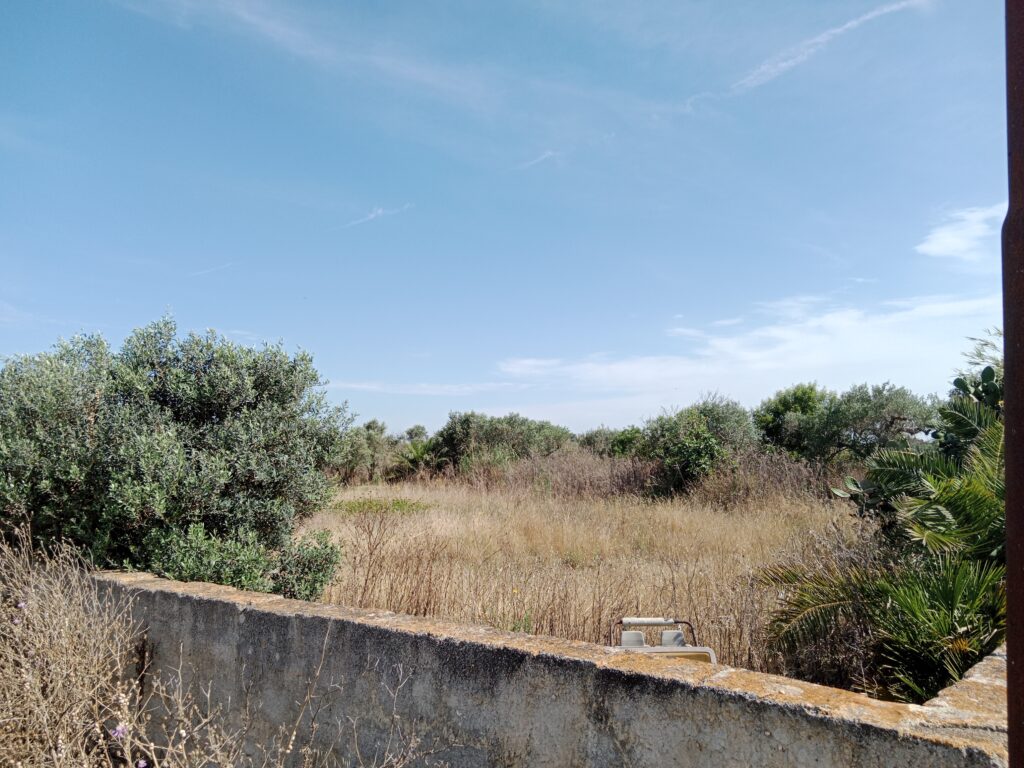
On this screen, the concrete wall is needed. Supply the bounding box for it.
[97,572,1008,768]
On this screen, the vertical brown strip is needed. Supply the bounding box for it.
[1005,1,1023,763]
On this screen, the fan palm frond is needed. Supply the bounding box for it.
[937,396,999,444]
[897,420,1005,562]
[873,557,1006,702]
[762,560,882,656]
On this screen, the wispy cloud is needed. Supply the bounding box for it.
[0,301,39,327]
[665,326,705,338]
[117,0,494,109]
[188,261,235,277]
[516,150,561,170]
[115,0,332,61]
[494,291,1000,426]
[0,300,75,333]
[341,204,412,230]
[495,358,564,377]
[117,0,689,137]
[732,0,929,92]
[711,316,744,327]
[754,294,829,320]
[224,328,266,344]
[915,202,1007,263]
[320,285,998,432]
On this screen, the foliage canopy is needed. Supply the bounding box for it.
[0,318,347,599]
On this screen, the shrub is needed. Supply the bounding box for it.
[691,393,760,453]
[579,402,748,497]
[689,448,825,508]
[637,409,725,494]
[147,523,341,601]
[577,427,617,456]
[403,424,429,443]
[577,426,642,458]
[753,383,829,456]
[146,524,276,593]
[333,419,399,483]
[391,439,436,479]
[430,412,572,473]
[0,317,349,591]
[609,426,643,457]
[275,531,344,601]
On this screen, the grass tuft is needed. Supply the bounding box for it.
[305,482,849,671]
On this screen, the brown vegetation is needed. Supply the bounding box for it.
[305,477,852,672]
[0,533,433,767]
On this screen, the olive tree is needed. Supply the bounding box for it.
[0,318,349,597]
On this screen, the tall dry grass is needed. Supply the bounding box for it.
[454,446,659,498]
[0,532,438,767]
[305,481,852,672]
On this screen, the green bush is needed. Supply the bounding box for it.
[580,410,730,495]
[637,409,724,494]
[275,531,343,601]
[403,424,429,443]
[578,425,642,457]
[334,497,428,515]
[0,317,349,591]
[691,394,759,453]
[146,524,341,601]
[333,419,403,483]
[393,439,436,478]
[577,427,617,456]
[753,383,829,456]
[610,426,643,457]
[430,412,572,473]
[147,524,276,593]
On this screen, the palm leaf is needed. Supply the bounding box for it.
[762,560,882,655]
[938,396,998,443]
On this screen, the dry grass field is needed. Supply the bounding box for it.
[302,482,853,672]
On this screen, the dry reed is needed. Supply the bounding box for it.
[0,531,439,767]
[306,482,849,672]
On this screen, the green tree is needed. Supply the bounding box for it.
[430,412,572,472]
[637,409,724,494]
[755,382,934,465]
[577,427,617,456]
[753,383,829,456]
[0,318,346,595]
[404,424,429,443]
[333,419,403,482]
[803,383,935,463]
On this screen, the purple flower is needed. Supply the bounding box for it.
[11,617,20,625]
[111,724,127,740]
[136,760,148,768]
[15,601,26,610]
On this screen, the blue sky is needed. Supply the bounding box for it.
[0,0,1007,431]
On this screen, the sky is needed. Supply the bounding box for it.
[0,0,1008,432]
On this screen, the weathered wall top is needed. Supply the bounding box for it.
[97,571,1008,767]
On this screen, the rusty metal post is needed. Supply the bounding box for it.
[1006,1,1023,764]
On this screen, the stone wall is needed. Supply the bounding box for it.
[97,572,1008,767]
